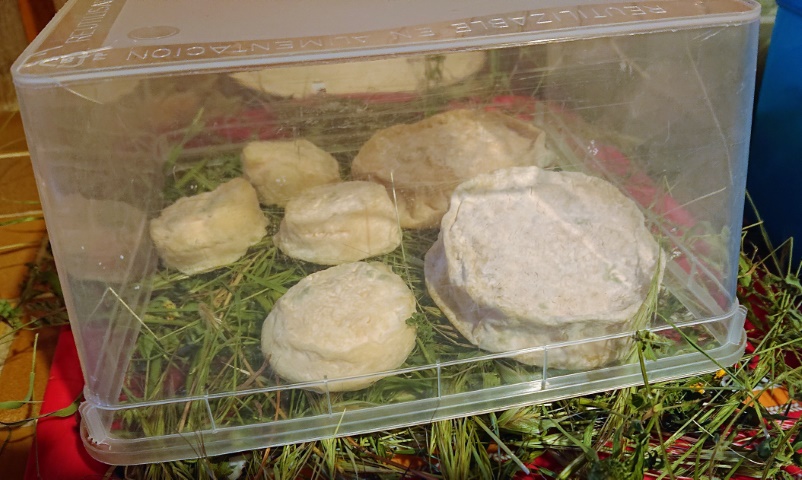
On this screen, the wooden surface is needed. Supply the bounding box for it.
[0,112,47,301]
[0,111,55,479]
[0,0,28,111]
[1,4,85,476]
[1,0,66,111]
[17,0,57,42]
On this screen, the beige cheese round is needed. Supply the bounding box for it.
[241,139,341,206]
[351,109,556,229]
[54,195,154,283]
[424,167,662,370]
[150,178,269,275]
[69,78,140,103]
[230,51,485,98]
[261,262,417,392]
[273,181,402,265]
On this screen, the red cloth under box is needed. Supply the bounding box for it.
[24,326,109,480]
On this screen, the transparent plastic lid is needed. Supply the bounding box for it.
[13,0,758,84]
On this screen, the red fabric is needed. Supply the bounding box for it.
[24,326,110,480]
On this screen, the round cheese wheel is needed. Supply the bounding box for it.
[241,139,341,206]
[261,261,417,392]
[352,109,555,228]
[54,195,154,283]
[150,178,268,275]
[273,181,402,265]
[424,166,662,370]
[230,51,485,98]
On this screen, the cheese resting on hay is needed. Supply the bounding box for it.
[230,51,485,98]
[241,139,341,207]
[424,166,662,370]
[261,261,417,392]
[273,181,402,265]
[351,109,556,228]
[150,178,268,275]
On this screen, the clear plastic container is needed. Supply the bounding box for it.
[13,0,759,465]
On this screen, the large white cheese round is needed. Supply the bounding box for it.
[424,166,662,370]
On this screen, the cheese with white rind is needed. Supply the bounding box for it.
[261,261,417,392]
[241,139,341,206]
[55,195,154,283]
[351,109,556,228]
[230,51,485,98]
[150,178,268,275]
[424,166,662,370]
[273,181,402,265]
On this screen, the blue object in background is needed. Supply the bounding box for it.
[747,0,802,263]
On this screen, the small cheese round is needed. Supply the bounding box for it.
[54,195,154,283]
[273,181,402,265]
[351,109,555,228]
[150,178,268,275]
[230,51,485,98]
[241,139,341,206]
[424,167,662,370]
[261,262,417,392]
[70,78,140,103]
